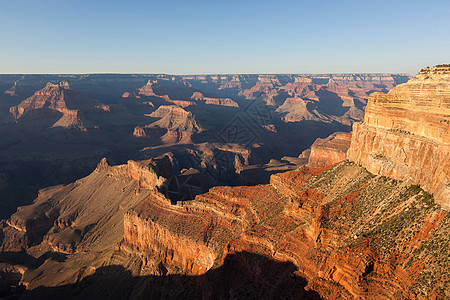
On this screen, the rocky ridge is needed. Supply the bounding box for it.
[9,82,109,129]
[190,91,239,107]
[116,162,449,299]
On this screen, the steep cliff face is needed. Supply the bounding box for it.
[118,162,450,299]
[347,66,450,208]
[121,194,219,275]
[363,66,449,143]
[307,132,351,168]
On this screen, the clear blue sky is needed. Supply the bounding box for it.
[0,0,449,74]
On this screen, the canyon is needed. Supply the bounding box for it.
[0,72,408,219]
[1,68,448,299]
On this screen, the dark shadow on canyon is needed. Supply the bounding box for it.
[0,251,67,270]
[8,251,322,300]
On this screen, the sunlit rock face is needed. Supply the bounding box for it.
[307,132,352,168]
[348,65,450,208]
[9,82,109,129]
[119,162,450,299]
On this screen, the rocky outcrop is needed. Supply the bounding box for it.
[117,162,450,299]
[137,105,203,143]
[10,82,69,119]
[121,194,218,275]
[121,91,141,98]
[307,132,351,168]
[363,66,449,144]
[137,80,158,97]
[0,158,169,253]
[276,97,326,122]
[4,82,17,96]
[348,65,450,208]
[125,160,167,190]
[191,92,239,107]
[9,82,109,129]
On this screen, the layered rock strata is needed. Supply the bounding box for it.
[9,82,109,129]
[190,91,239,107]
[134,105,203,143]
[307,132,352,168]
[1,158,167,254]
[119,162,450,299]
[348,65,450,208]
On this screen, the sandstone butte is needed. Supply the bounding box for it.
[9,81,109,129]
[190,91,239,107]
[1,67,449,299]
[133,105,203,143]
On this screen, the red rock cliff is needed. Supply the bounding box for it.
[347,65,450,208]
[118,162,450,299]
[307,132,352,168]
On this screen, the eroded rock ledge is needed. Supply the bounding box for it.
[307,132,352,168]
[347,65,450,208]
[118,162,450,299]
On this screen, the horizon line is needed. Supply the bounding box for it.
[0,72,414,76]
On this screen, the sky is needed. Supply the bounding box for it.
[0,0,449,75]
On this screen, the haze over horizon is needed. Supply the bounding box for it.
[1,0,449,75]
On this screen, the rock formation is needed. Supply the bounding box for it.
[276,97,327,122]
[307,132,352,168]
[9,82,109,129]
[4,70,448,300]
[134,105,203,143]
[115,162,449,299]
[190,91,239,107]
[1,158,168,253]
[347,65,450,208]
[137,80,158,97]
[4,82,17,96]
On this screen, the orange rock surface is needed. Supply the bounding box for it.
[348,66,450,208]
[307,132,352,168]
[118,162,450,299]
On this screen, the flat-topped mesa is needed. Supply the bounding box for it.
[190,92,239,107]
[149,105,190,119]
[348,65,450,208]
